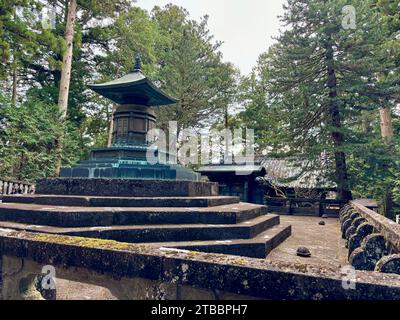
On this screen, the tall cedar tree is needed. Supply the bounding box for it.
[93,5,238,144]
[262,0,390,200]
[151,5,238,136]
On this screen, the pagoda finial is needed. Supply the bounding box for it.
[133,53,142,72]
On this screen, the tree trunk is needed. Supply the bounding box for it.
[325,41,352,201]
[107,66,123,147]
[380,191,394,219]
[55,0,77,175]
[379,106,394,217]
[361,111,371,134]
[224,105,228,129]
[224,104,229,160]
[107,105,116,147]
[11,53,17,104]
[379,107,394,139]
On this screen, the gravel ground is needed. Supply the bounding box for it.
[266,215,348,268]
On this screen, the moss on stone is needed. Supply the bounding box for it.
[33,234,131,251]
[233,258,248,266]
[186,251,200,257]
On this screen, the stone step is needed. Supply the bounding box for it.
[0,202,268,227]
[0,214,280,243]
[36,178,218,197]
[1,194,240,208]
[152,223,292,258]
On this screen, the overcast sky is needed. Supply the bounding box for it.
[137,0,286,75]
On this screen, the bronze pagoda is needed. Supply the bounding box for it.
[60,56,199,181]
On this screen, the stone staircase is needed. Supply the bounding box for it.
[0,179,291,258]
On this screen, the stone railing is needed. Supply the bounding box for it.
[340,200,400,274]
[1,229,400,300]
[0,179,35,196]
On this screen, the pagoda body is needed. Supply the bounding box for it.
[60,57,199,181]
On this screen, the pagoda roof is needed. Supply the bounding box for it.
[88,59,178,106]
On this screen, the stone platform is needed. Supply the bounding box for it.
[0,178,291,258]
[1,228,400,300]
[36,178,218,197]
[266,216,348,268]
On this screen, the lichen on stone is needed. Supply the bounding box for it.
[232,258,248,266]
[33,234,131,251]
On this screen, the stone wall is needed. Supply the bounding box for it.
[36,178,218,197]
[341,201,400,274]
[1,228,400,300]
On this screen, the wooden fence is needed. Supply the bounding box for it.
[0,179,35,195]
[264,197,347,217]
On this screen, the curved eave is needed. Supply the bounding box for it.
[88,78,178,106]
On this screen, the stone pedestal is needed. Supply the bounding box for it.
[36,178,218,197]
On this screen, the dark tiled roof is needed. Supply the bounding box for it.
[197,155,335,190]
[258,157,335,189]
[88,69,178,106]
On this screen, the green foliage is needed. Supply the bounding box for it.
[0,91,84,181]
[151,5,239,133]
[0,1,239,182]
[98,6,157,77]
[1,0,397,217]
[238,0,399,204]
[0,96,59,181]
[90,4,239,136]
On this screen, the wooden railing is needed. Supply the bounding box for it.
[264,197,347,217]
[0,179,35,195]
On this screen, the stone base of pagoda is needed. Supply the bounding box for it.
[60,161,199,181]
[89,145,175,163]
[61,144,199,181]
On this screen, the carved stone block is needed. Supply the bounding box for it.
[349,234,388,271]
[348,223,374,257]
[375,254,400,275]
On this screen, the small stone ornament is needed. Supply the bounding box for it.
[297,247,312,258]
[319,221,325,226]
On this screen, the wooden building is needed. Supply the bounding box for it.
[197,164,266,204]
[198,157,337,214]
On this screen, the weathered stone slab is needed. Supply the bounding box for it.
[153,223,292,258]
[54,215,281,243]
[1,229,400,300]
[0,202,267,227]
[36,178,219,197]
[0,214,280,243]
[2,194,240,208]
